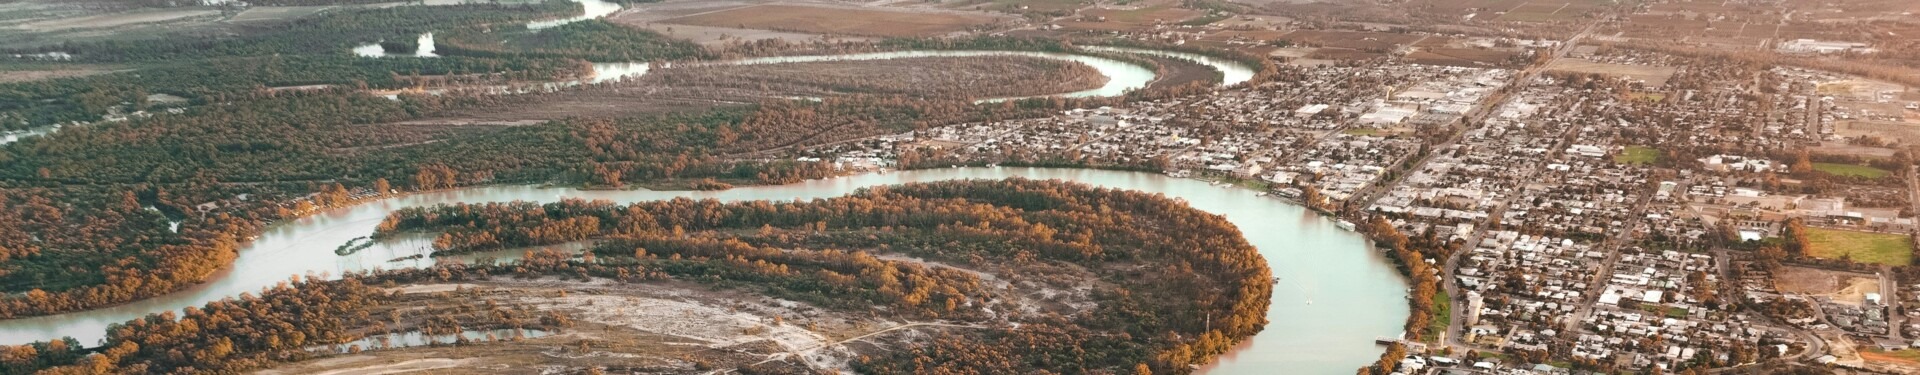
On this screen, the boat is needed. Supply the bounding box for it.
[1256,192,1268,197]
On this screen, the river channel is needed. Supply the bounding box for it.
[0,167,1406,374]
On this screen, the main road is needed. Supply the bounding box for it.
[1348,21,1604,356]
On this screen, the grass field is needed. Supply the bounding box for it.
[663,5,998,37]
[1615,146,1659,164]
[1806,227,1913,266]
[1422,290,1451,344]
[1813,162,1891,178]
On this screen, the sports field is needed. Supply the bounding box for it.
[1615,146,1658,164]
[1813,162,1891,178]
[1806,227,1912,266]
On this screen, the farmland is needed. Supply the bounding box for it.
[660,4,1005,38]
[1083,1,1205,24]
[947,0,1088,16]
[1805,227,1913,266]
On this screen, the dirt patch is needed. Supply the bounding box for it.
[1811,141,1899,159]
[660,4,1004,37]
[390,283,481,294]
[1836,120,1920,146]
[1082,1,1204,24]
[424,278,933,373]
[307,358,471,375]
[1861,349,1920,374]
[1774,266,1879,305]
[229,6,336,23]
[1818,79,1905,102]
[1544,58,1678,87]
[0,68,118,83]
[12,9,220,31]
[1824,332,1868,367]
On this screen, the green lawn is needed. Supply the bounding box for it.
[1424,290,1451,343]
[1813,162,1891,178]
[1615,146,1659,165]
[1806,227,1914,266]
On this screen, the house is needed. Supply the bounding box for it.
[1294,104,1330,117]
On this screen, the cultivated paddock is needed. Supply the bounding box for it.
[660,4,1003,37]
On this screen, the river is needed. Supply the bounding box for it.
[0,167,1405,374]
[1079,45,1258,87]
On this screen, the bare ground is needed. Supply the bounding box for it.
[258,277,990,374]
[0,68,121,83]
[1775,266,1880,305]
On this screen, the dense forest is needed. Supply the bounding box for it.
[0,1,590,129]
[436,19,710,62]
[2,179,1272,374]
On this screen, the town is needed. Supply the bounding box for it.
[799,27,1920,375]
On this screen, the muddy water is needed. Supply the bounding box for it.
[376,50,1156,102]
[0,167,1404,374]
[1080,45,1259,87]
[526,0,621,30]
[714,50,1153,100]
[353,0,616,57]
[352,32,438,58]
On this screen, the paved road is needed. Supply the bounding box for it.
[1362,22,1603,356]
[1561,182,1660,333]
[1347,22,1599,211]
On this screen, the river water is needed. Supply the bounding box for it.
[1079,45,1258,87]
[0,168,1404,374]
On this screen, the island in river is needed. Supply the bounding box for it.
[0,168,1405,375]
[12,178,1276,374]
